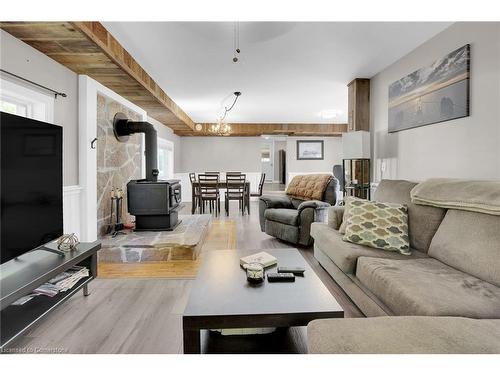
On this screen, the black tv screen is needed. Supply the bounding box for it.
[1,111,63,264]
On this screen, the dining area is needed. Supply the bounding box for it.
[189,172,266,216]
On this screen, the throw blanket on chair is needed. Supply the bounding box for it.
[410,178,500,215]
[286,174,332,201]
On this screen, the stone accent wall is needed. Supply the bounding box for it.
[96,93,142,237]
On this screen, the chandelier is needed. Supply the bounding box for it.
[209,119,232,136]
[209,91,241,136]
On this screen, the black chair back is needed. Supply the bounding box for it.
[198,174,219,197]
[205,171,220,176]
[226,174,246,196]
[254,173,266,196]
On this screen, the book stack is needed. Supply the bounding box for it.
[240,251,278,268]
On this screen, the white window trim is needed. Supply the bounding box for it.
[0,77,55,123]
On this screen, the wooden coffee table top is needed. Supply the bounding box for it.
[184,248,343,318]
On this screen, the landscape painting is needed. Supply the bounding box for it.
[388,44,470,132]
[297,140,324,160]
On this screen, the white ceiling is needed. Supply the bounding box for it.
[103,22,451,124]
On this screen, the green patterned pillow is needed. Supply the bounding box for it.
[342,199,410,255]
[339,196,366,234]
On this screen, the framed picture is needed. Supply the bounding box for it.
[388,44,470,132]
[296,140,324,160]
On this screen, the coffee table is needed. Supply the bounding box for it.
[182,248,343,353]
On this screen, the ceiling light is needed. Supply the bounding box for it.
[208,92,242,136]
[318,109,343,120]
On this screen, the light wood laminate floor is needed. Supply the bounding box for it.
[11,201,362,354]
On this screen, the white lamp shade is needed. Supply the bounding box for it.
[342,131,371,159]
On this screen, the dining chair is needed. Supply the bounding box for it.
[189,173,201,213]
[225,174,246,215]
[197,174,221,216]
[251,173,266,197]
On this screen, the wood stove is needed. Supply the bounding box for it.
[113,113,182,231]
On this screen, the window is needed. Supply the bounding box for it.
[157,138,174,180]
[0,97,28,116]
[0,77,54,122]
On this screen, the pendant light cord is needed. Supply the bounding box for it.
[220,92,241,121]
[232,22,240,62]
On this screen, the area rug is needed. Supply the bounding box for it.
[97,219,237,279]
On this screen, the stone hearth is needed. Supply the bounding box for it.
[99,215,211,263]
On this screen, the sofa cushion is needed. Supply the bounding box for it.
[356,257,500,318]
[308,316,500,354]
[264,208,299,226]
[343,199,410,255]
[375,179,446,252]
[310,223,426,274]
[428,209,500,287]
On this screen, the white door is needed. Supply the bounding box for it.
[261,140,274,182]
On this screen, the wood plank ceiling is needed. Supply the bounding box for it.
[0,22,347,137]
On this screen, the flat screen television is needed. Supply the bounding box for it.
[1,111,63,264]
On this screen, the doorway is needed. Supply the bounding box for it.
[260,140,274,182]
[261,136,287,192]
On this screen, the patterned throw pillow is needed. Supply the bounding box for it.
[342,199,411,255]
[339,196,366,234]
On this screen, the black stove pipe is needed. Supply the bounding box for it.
[113,112,158,182]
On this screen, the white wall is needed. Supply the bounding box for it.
[179,136,262,173]
[371,22,500,182]
[147,116,182,173]
[286,137,342,183]
[1,30,79,186]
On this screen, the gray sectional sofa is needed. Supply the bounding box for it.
[308,179,500,353]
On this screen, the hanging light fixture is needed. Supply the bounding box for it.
[209,118,232,137]
[232,22,240,63]
[209,91,242,136]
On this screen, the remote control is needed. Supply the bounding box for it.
[277,267,305,275]
[267,273,295,282]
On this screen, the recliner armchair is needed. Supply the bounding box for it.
[259,178,338,246]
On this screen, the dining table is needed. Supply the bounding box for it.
[191,180,251,215]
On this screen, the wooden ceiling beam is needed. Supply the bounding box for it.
[0,22,349,137]
[0,21,195,132]
[72,22,195,131]
[176,123,348,137]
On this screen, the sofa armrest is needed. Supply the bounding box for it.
[259,195,293,209]
[327,206,345,230]
[297,200,330,212]
[295,201,331,246]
